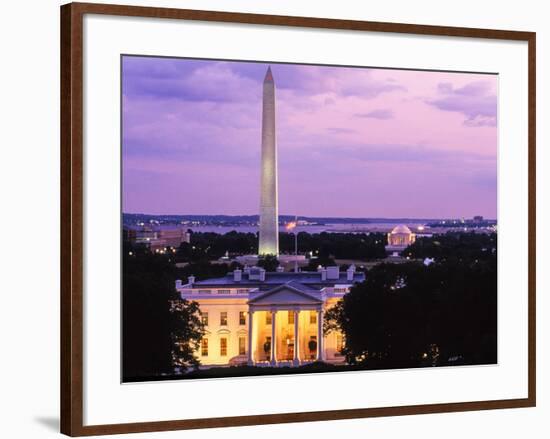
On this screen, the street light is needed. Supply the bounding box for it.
[286,216,298,273]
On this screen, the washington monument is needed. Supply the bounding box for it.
[258,66,279,256]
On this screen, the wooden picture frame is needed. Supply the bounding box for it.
[61,2,536,436]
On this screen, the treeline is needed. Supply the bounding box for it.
[175,231,387,263]
[175,260,242,282]
[403,232,497,261]
[175,231,257,262]
[280,232,387,260]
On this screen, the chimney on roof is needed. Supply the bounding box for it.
[188,275,195,285]
[346,264,356,281]
[233,269,242,282]
[259,268,266,282]
[175,279,182,289]
[327,266,340,280]
[321,268,327,281]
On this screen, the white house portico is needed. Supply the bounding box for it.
[247,283,324,366]
[176,265,365,368]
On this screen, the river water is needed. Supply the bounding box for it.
[186,222,429,235]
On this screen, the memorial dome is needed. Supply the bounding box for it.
[387,225,416,247]
[391,225,412,235]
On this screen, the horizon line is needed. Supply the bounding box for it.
[122,212,497,221]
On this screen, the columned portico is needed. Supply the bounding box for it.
[293,310,300,365]
[247,283,325,367]
[247,310,255,365]
[316,309,324,361]
[270,310,277,365]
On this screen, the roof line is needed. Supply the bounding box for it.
[248,281,323,304]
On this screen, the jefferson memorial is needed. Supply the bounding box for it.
[385,224,416,255]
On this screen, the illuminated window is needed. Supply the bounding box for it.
[220,338,227,356]
[218,289,231,294]
[201,339,208,356]
[220,312,228,326]
[239,311,246,325]
[310,311,317,324]
[238,337,246,355]
[201,312,208,326]
[266,312,272,325]
[288,310,294,324]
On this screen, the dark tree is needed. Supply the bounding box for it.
[257,254,279,272]
[170,299,205,370]
[174,231,386,263]
[176,261,241,282]
[306,254,336,271]
[281,231,387,261]
[325,256,497,369]
[403,232,497,263]
[175,231,257,262]
[122,242,204,380]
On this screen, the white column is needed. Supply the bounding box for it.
[316,309,324,361]
[270,310,277,365]
[293,310,300,366]
[247,310,255,365]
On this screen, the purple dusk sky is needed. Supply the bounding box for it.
[122,56,497,219]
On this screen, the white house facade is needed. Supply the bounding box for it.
[176,265,365,367]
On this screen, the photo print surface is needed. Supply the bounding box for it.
[121,55,497,382]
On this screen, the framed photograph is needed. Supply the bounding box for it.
[61,2,536,436]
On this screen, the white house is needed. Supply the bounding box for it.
[176,265,365,367]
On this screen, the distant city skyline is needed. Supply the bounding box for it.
[122,56,498,219]
[122,212,495,222]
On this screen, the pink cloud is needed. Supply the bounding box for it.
[122,56,498,218]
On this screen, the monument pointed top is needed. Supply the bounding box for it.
[264,66,274,83]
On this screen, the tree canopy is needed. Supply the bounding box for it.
[325,255,497,369]
[174,231,387,263]
[122,242,204,380]
[403,231,497,262]
[257,254,280,272]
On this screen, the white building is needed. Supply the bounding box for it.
[176,265,365,367]
[385,224,416,255]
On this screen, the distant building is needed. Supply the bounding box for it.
[153,228,191,250]
[124,226,190,251]
[176,265,365,367]
[473,215,484,222]
[385,224,416,255]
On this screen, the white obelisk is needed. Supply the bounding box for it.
[258,66,279,256]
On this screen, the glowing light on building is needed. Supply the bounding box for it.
[286,221,297,231]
